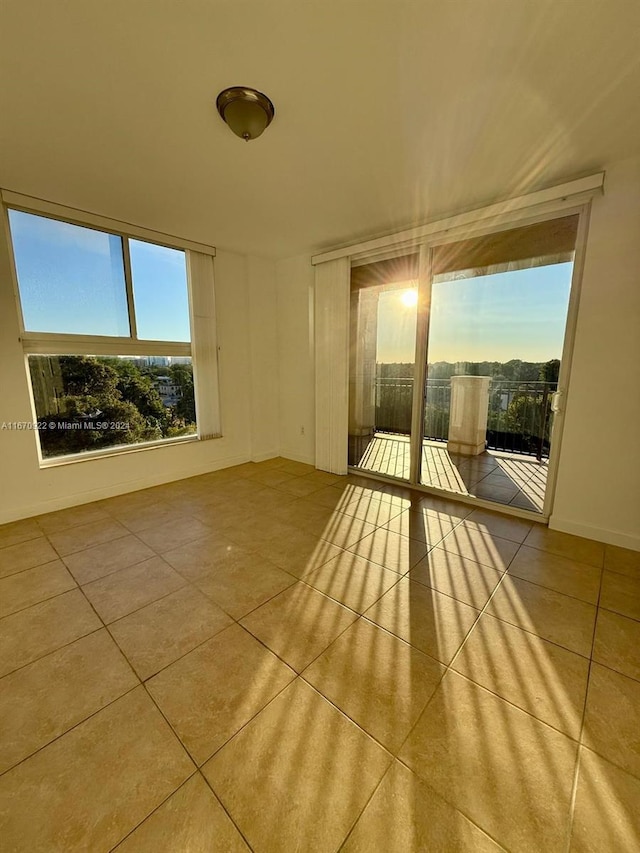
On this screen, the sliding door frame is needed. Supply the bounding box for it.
[347,200,593,523]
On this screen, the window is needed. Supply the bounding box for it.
[6,203,219,461]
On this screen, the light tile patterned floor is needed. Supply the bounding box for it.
[357,434,548,511]
[0,460,638,851]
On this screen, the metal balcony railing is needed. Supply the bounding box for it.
[374,377,557,459]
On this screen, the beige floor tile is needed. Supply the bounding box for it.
[82,557,186,623]
[347,529,430,575]
[452,615,589,738]
[306,512,377,549]
[604,544,640,579]
[114,774,249,852]
[0,687,193,852]
[380,510,457,545]
[341,495,406,526]
[570,748,640,852]
[507,546,601,604]
[343,761,502,852]
[305,619,444,753]
[304,551,400,614]
[0,537,59,579]
[98,487,167,514]
[136,517,213,553]
[163,534,254,581]
[437,526,519,571]
[364,578,479,665]
[399,671,578,852]
[0,518,43,550]
[249,469,298,488]
[240,583,357,672]
[147,624,294,764]
[0,629,137,773]
[275,476,325,497]
[473,482,519,503]
[0,589,101,678]
[583,663,640,778]
[592,609,640,682]
[238,486,298,515]
[304,469,345,485]
[203,679,391,853]
[109,586,233,679]
[409,549,503,609]
[222,517,299,552]
[47,518,130,557]
[277,460,317,476]
[485,575,597,656]
[600,570,640,621]
[302,485,353,510]
[523,526,605,568]
[193,555,295,620]
[111,500,191,533]
[36,502,110,535]
[462,509,534,543]
[269,499,333,529]
[254,529,343,578]
[62,534,155,585]
[413,494,474,522]
[0,561,76,619]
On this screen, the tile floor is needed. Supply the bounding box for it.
[0,458,638,851]
[357,434,548,511]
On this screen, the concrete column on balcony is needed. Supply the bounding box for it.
[349,287,379,461]
[447,375,491,455]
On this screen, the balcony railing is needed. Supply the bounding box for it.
[374,377,557,459]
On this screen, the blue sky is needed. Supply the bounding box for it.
[376,263,573,363]
[9,210,191,343]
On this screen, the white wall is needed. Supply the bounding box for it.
[275,159,640,549]
[550,156,640,550]
[275,254,315,463]
[247,256,279,461]
[0,229,278,523]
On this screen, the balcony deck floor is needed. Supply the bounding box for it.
[356,433,548,512]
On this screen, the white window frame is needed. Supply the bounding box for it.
[1,190,221,465]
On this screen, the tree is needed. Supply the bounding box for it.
[539,359,560,384]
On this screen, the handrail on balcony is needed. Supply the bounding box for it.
[373,376,557,459]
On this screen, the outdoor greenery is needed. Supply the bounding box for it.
[375,359,560,455]
[29,355,196,457]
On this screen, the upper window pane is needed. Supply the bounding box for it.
[129,239,190,342]
[8,210,129,336]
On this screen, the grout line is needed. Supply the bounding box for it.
[564,557,606,853]
[198,770,256,852]
[0,680,142,780]
[106,770,201,851]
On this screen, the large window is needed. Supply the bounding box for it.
[6,204,219,461]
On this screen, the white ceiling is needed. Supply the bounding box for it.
[1,1,639,259]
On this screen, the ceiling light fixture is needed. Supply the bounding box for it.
[216,87,275,141]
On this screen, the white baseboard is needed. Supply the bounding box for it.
[0,452,251,524]
[279,448,316,465]
[251,450,281,463]
[549,516,640,552]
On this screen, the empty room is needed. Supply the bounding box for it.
[0,1,639,851]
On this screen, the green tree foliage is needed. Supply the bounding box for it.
[32,355,196,458]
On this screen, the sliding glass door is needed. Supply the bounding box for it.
[348,254,418,480]
[348,213,581,516]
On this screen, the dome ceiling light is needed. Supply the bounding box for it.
[216,87,275,141]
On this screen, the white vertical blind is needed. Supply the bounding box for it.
[187,251,221,440]
[314,257,350,473]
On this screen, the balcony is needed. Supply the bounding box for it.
[350,378,555,512]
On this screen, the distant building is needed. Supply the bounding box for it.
[154,376,183,407]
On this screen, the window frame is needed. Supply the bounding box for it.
[2,191,221,465]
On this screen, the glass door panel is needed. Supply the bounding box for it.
[348,255,418,480]
[419,215,579,513]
